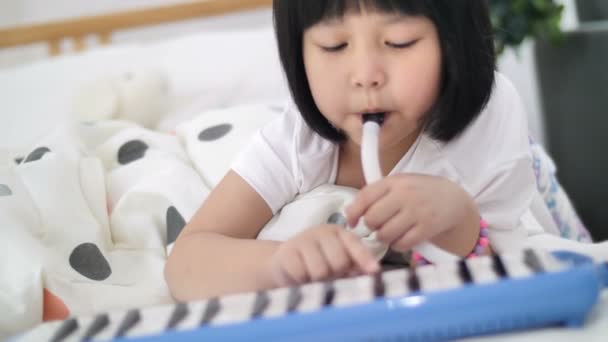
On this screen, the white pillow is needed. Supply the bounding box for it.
[158,26,288,106]
[155,26,289,132]
[176,103,282,188]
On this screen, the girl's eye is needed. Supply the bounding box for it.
[386,40,418,49]
[320,43,347,52]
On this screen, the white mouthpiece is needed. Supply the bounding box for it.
[361,119,459,263]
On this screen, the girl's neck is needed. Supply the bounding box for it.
[336,128,422,189]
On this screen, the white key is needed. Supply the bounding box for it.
[382,269,409,298]
[15,320,63,342]
[175,300,210,331]
[263,287,290,318]
[295,282,327,313]
[417,264,442,292]
[535,250,566,272]
[123,303,176,338]
[212,292,257,326]
[434,261,465,290]
[501,251,533,279]
[332,276,374,308]
[65,316,94,342]
[89,310,129,341]
[466,256,500,285]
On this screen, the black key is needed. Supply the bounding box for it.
[115,309,140,338]
[251,291,270,318]
[81,313,109,341]
[322,282,335,306]
[458,260,473,284]
[200,298,221,325]
[524,249,545,273]
[492,255,508,278]
[407,269,420,292]
[286,287,302,312]
[50,318,78,342]
[373,272,385,297]
[166,303,189,330]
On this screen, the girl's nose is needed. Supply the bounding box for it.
[350,55,386,90]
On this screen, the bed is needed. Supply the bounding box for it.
[0,1,606,341]
[0,0,287,338]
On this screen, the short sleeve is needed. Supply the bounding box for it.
[231,108,299,214]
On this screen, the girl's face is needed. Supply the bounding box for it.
[303,9,442,153]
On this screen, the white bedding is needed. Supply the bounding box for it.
[0,23,289,339]
[0,103,283,338]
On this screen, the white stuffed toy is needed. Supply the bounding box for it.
[72,69,169,129]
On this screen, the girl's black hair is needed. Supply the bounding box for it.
[273,0,496,142]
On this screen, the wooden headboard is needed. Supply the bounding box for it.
[0,0,272,56]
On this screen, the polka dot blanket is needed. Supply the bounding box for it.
[0,103,283,338]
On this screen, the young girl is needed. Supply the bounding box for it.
[165,0,562,301]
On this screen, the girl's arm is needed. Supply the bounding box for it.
[164,170,278,301]
[428,190,484,257]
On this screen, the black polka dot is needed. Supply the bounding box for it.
[24,147,51,163]
[327,212,347,227]
[198,124,232,141]
[166,206,186,245]
[0,184,12,196]
[69,243,112,281]
[117,140,148,165]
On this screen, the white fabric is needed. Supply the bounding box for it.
[177,104,283,188]
[232,73,544,254]
[0,103,283,338]
[258,185,389,260]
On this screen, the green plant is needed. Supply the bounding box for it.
[490,0,565,54]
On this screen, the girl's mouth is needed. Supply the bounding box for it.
[362,112,387,125]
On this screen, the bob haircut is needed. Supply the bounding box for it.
[273,0,496,142]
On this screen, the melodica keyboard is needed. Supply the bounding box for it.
[14,249,608,342]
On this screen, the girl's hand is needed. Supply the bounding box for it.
[267,225,380,287]
[345,174,478,254]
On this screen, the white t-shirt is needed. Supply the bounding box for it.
[232,73,548,253]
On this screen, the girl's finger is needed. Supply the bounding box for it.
[300,241,331,282]
[318,231,352,277]
[338,230,380,274]
[359,192,403,230]
[375,209,415,245]
[345,183,389,227]
[346,269,363,278]
[391,225,425,253]
[279,249,309,285]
